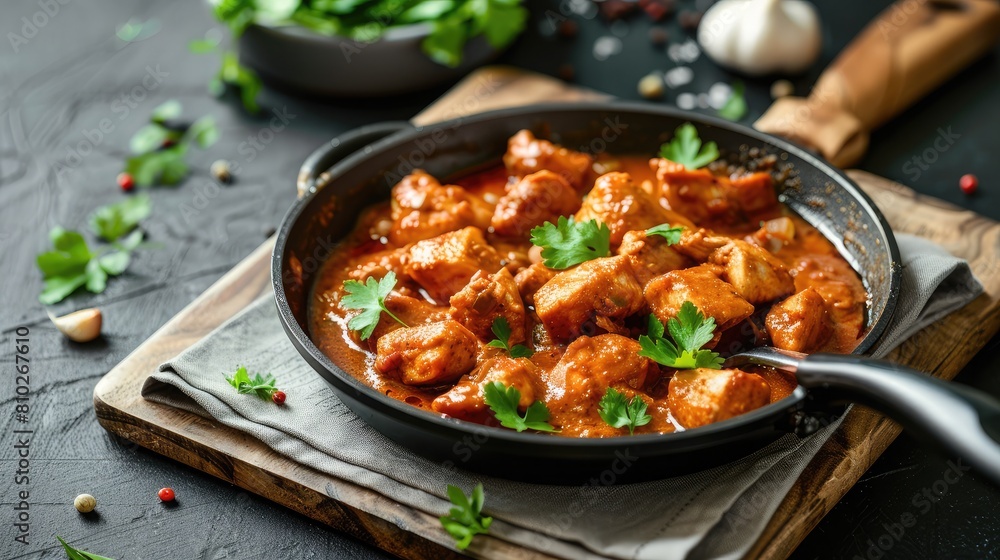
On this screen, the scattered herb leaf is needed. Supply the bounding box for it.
[529,216,611,269]
[225,365,281,401]
[598,387,652,435]
[36,228,145,304]
[718,81,748,121]
[57,536,116,560]
[482,381,556,432]
[638,301,724,369]
[124,101,218,186]
[115,18,161,43]
[89,194,152,242]
[439,483,492,550]
[659,123,719,170]
[341,271,407,340]
[645,224,684,245]
[486,317,533,358]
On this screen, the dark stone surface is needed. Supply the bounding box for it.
[0,0,997,558]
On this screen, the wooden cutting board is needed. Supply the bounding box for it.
[93,67,1000,560]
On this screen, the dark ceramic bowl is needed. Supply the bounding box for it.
[239,22,503,97]
[272,102,901,484]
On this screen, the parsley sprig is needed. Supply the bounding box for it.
[638,301,724,369]
[439,483,492,550]
[36,227,145,305]
[482,381,556,432]
[529,216,611,269]
[89,194,152,242]
[57,536,115,560]
[125,100,219,187]
[646,224,684,245]
[225,366,281,401]
[598,387,652,435]
[486,317,533,358]
[341,272,408,340]
[659,123,719,170]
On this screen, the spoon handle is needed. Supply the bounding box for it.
[798,353,1000,486]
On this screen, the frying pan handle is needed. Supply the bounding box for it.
[798,353,1000,486]
[297,121,414,198]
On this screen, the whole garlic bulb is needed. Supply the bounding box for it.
[698,0,822,76]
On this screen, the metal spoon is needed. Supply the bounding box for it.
[726,347,1000,486]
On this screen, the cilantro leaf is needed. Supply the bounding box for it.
[214,51,262,114]
[482,381,556,432]
[474,0,529,49]
[646,224,684,245]
[439,483,492,550]
[486,317,533,358]
[638,302,724,370]
[89,194,152,242]
[598,387,652,435]
[150,99,182,123]
[225,365,280,401]
[529,216,611,269]
[37,226,146,304]
[184,115,220,149]
[423,17,468,67]
[341,271,407,340]
[718,81,748,122]
[659,123,719,170]
[125,143,189,187]
[57,536,116,560]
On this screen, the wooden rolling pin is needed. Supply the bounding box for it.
[756,0,1000,167]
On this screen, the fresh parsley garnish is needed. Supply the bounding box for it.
[598,387,652,435]
[225,365,281,400]
[529,216,611,269]
[486,317,533,358]
[638,301,724,369]
[36,227,144,305]
[124,100,219,187]
[482,381,556,432]
[718,80,748,122]
[57,536,115,560]
[341,271,408,340]
[211,51,263,114]
[645,224,684,245]
[659,123,720,170]
[89,194,152,242]
[439,483,492,550]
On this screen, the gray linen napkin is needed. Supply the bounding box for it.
[142,233,981,560]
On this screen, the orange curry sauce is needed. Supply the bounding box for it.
[309,142,867,438]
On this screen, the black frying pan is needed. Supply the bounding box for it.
[274,102,913,484]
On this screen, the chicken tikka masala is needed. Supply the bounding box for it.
[309,124,868,437]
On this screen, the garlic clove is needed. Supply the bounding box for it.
[51,308,103,342]
[698,0,821,76]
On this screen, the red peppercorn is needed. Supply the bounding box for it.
[960,174,978,195]
[272,390,286,405]
[117,172,134,192]
[157,487,175,502]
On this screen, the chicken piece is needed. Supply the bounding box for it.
[765,288,832,353]
[432,356,544,422]
[514,262,556,307]
[644,264,754,331]
[728,172,778,215]
[406,227,503,304]
[672,227,730,262]
[534,255,645,341]
[503,130,594,191]
[616,230,691,285]
[491,171,582,237]
[374,320,479,386]
[449,268,527,344]
[668,368,771,429]
[652,158,734,224]
[389,170,492,245]
[355,292,449,350]
[347,248,410,283]
[547,334,657,415]
[576,172,695,246]
[710,240,795,304]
